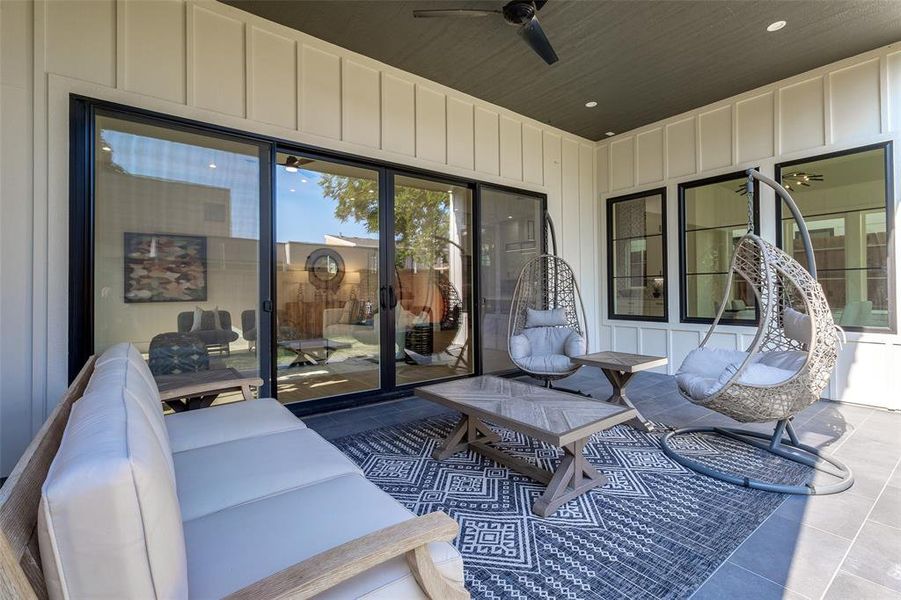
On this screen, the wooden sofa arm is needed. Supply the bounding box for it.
[224,511,469,600]
[158,377,264,402]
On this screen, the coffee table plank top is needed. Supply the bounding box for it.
[571,351,668,373]
[415,376,636,446]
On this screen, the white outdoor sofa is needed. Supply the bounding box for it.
[0,343,468,599]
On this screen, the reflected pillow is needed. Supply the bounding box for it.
[525,308,567,328]
[190,306,204,332]
[338,299,359,325]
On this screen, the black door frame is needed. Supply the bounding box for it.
[70,95,547,416]
[69,97,277,394]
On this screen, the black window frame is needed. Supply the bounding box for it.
[678,169,761,326]
[775,141,895,333]
[69,94,547,416]
[606,187,668,323]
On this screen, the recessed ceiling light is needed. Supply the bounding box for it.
[605,131,615,137]
[285,166,298,173]
[289,188,295,192]
[101,145,112,152]
[767,20,786,32]
[208,163,217,169]
[507,215,513,219]
[300,178,308,183]
[585,101,598,108]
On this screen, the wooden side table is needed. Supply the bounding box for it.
[571,351,668,432]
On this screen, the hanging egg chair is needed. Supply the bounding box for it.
[507,213,589,387]
[661,169,853,495]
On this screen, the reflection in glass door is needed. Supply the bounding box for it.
[478,187,544,372]
[275,153,381,403]
[393,175,474,385]
[92,113,264,405]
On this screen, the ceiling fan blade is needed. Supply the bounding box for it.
[518,15,558,65]
[413,9,500,18]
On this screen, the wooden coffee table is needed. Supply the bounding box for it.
[571,351,668,432]
[416,376,636,517]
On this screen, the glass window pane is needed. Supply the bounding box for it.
[778,147,890,329]
[394,175,473,385]
[612,278,665,318]
[609,192,666,319]
[94,114,262,404]
[681,174,757,322]
[274,153,381,403]
[479,188,543,373]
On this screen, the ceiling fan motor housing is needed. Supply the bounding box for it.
[503,1,536,25]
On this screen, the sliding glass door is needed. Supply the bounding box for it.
[73,99,548,411]
[478,187,544,373]
[90,112,267,403]
[274,153,382,403]
[392,175,474,385]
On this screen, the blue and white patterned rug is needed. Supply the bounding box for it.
[333,416,809,599]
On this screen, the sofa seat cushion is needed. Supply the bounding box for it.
[174,428,362,521]
[39,390,188,600]
[165,398,306,454]
[183,474,464,599]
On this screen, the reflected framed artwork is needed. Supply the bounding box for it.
[124,232,207,303]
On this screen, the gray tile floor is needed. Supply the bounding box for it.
[303,367,901,600]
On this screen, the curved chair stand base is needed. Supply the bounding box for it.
[540,377,590,397]
[661,419,853,495]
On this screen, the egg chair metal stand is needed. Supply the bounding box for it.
[660,169,853,495]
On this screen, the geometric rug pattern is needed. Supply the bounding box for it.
[334,415,810,599]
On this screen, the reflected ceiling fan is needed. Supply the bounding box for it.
[413,1,558,65]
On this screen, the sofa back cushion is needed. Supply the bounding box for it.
[88,344,174,478]
[38,388,188,600]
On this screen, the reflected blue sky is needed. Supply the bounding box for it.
[275,166,372,244]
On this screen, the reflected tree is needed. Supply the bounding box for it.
[319,175,450,268]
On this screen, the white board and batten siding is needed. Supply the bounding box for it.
[0,0,597,474]
[596,44,901,410]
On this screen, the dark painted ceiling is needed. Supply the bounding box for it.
[224,0,901,140]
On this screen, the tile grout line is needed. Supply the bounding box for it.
[726,561,813,600]
[818,454,901,599]
[833,569,901,596]
[687,493,798,598]
[687,400,882,599]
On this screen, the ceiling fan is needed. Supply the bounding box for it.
[413,1,558,65]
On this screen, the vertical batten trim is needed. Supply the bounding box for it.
[411,77,417,158]
[337,55,343,141]
[115,0,126,90]
[185,1,195,107]
[879,55,890,134]
[823,74,833,146]
[693,115,702,174]
[772,88,781,159]
[32,0,50,425]
[244,24,253,121]
[731,100,739,167]
[294,41,302,131]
